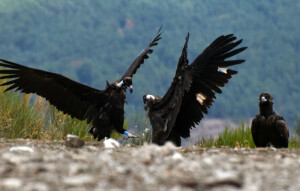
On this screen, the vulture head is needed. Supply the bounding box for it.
[115,77,133,93]
[143,94,160,110]
[259,92,273,106]
[259,92,274,114]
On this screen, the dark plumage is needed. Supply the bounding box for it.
[0,27,162,141]
[143,33,247,146]
[251,92,289,148]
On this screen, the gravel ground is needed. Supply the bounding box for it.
[0,138,300,191]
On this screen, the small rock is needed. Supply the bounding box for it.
[2,152,33,164]
[23,182,49,191]
[9,146,34,153]
[0,178,23,190]
[134,142,177,156]
[270,146,277,151]
[68,163,88,175]
[64,134,85,148]
[86,145,98,152]
[172,152,184,162]
[63,174,94,186]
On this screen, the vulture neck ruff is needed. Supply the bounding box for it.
[259,102,274,116]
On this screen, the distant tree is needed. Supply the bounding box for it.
[0,0,299,127]
[76,63,94,85]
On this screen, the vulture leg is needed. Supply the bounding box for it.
[124,130,139,139]
[166,129,181,146]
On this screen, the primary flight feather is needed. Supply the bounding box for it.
[143,33,247,146]
[0,27,162,141]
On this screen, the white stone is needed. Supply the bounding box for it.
[1,178,23,189]
[9,146,34,153]
[63,175,94,186]
[171,152,184,161]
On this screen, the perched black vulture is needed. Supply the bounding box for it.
[0,27,162,141]
[143,33,247,146]
[251,92,289,148]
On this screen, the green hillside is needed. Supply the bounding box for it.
[0,1,299,129]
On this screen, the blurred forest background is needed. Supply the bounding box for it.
[0,1,299,131]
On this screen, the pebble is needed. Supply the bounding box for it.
[0,139,300,191]
[9,146,35,153]
[64,134,85,148]
[63,174,94,186]
[171,152,184,162]
[0,178,23,190]
[23,182,49,191]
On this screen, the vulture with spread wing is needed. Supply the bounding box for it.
[0,27,162,141]
[251,92,289,148]
[143,33,247,146]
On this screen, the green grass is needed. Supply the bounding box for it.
[0,86,94,140]
[1,79,300,148]
[0,79,141,142]
[198,124,256,148]
[198,123,300,148]
[288,135,300,148]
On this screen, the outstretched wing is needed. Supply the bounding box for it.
[0,59,106,120]
[151,34,247,139]
[149,33,191,139]
[176,34,247,138]
[121,26,162,80]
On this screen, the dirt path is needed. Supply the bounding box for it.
[0,138,299,191]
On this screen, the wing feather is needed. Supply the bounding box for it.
[121,26,162,79]
[149,34,247,140]
[0,59,106,119]
[149,33,191,139]
[275,119,289,147]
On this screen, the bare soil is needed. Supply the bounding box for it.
[0,138,300,191]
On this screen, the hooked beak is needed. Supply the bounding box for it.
[144,105,149,111]
[128,85,133,93]
[261,96,267,103]
[143,96,149,110]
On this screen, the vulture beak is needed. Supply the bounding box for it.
[144,105,149,111]
[143,95,149,110]
[128,85,133,93]
[261,96,267,103]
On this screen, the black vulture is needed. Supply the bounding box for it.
[0,27,162,141]
[143,33,247,146]
[251,92,289,148]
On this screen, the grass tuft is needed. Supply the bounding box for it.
[0,79,139,142]
[1,78,300,148]
[198,123,300,148]
[198,124,256,148]
[0,79,93,140]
